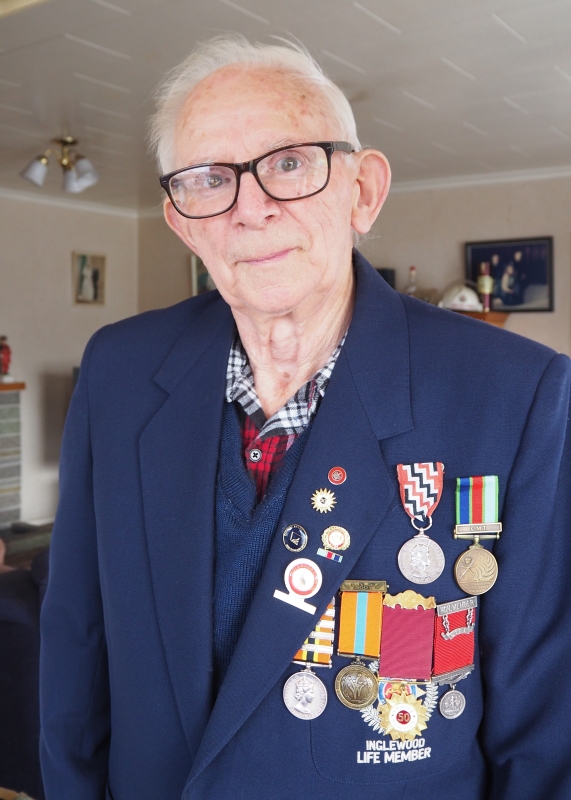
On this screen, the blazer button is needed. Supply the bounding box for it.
[248,448,262,463]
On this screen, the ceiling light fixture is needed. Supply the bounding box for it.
[20,135,99,193]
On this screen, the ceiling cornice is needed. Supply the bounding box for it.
[390,164,571,193]
[0,186,138,218]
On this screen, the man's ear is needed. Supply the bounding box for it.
[163,198,200,253]
[350,149,391,235]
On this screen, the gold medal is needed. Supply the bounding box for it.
[377,683,429,741]
[454,543,498,595]
[335,662,378,709]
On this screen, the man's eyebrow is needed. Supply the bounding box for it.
[183,138,310,167]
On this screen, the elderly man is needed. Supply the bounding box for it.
[40,37,571,800]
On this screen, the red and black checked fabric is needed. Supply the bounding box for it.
[241,414,297,500]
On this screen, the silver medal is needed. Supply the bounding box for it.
[439,688,466,719]
[398,532,445,584]
[283,668,328,720]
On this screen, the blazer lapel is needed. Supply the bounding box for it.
[187,255,415,784]
[139,296,233,758]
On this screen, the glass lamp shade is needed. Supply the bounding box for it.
[74,156,99,190]
[20,155,48,187]
[63,166,82,193]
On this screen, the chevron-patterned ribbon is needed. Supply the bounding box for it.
[397,462,445,525]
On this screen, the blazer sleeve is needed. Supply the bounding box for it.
[479,352,571,800]
[40,331,110,800]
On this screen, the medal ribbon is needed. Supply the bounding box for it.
[397,462,445,525]
[433,597,477,677]
[456,475,499,524]
[378,591,435,681]
[338,590,383,659]
[293,599,335,666]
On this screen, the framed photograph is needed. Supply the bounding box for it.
[72,252,106,305]
[190,253,216,296]
[465,237,553,313]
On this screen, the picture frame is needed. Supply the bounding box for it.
[72,252,106,305]
[190,253,216,296]
[465,237,553,313]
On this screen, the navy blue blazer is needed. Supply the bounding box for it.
[40,253,571,800]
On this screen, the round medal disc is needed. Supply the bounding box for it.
[285,558,322,598]
[282,524,308,553]
[398,534,445,584]
[283,670,328,720]
[335,663,378,710]
[439,689,466,719]
[322,525,351,551]
[454,546,498,595]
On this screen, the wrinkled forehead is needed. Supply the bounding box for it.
[173,65,340,166]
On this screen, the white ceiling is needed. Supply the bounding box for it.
[0,0,570,210]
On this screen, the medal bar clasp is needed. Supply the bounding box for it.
[340,580,388,593]
[454,523,501,540]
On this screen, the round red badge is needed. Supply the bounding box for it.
[328,466,347,485]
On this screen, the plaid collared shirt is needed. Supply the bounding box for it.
[226,334,345,499]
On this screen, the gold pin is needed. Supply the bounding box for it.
[311,488,337,513]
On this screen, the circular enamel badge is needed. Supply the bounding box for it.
[284,558,322,599]
[328,466,347,485]
[282,524,308,553]
[321,525,351,551]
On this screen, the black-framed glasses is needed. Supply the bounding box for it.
[160,141,354,220]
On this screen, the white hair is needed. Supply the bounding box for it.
[149,34,361,174]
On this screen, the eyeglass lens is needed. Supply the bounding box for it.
[168,144,330,218]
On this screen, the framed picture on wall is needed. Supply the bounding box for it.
[465,237,553,313]
[72,252,106,305]
[190,253,216,296]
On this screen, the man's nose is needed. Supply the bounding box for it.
[232,171,280,226]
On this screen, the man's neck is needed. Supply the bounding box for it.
[232,266,354,419]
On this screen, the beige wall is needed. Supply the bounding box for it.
[137,175,571,356]
[138,213,192,312]
[360,175,571,356]
[0,193,138,522]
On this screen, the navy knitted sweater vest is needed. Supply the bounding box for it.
[214,401,310,684]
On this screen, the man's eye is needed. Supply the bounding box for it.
[203,174,225,189]
[277,157,302,172]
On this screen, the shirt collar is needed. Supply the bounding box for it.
[226,333,345,439]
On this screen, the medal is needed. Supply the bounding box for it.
[273,558,322,614]
[454,476,501,594]
[396,463,446,584]
[285,600,336,719]
[439,688,466,719]
[433,596,477,718]
[335,580,386,709]
[283,666,328,720]
[282,524,308,553]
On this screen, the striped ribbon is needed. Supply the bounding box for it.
[456,476,499,524]
[293,599,335,666]
[338,590,383,659]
